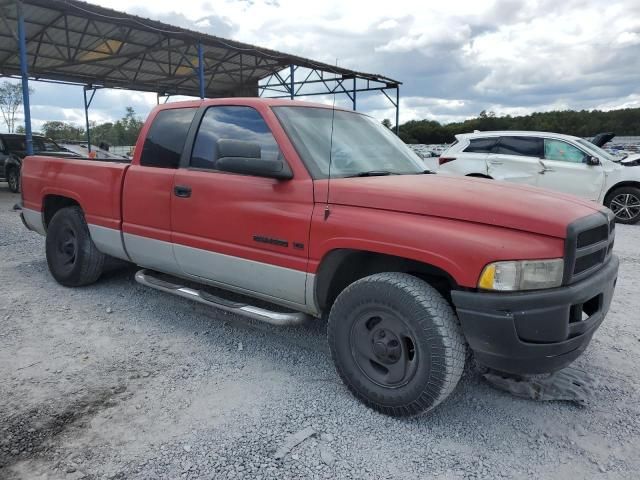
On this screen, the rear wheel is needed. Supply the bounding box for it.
[605,186,640,224]
[7,168,19,193]
[46,206,105,286]
[327,272,466,416]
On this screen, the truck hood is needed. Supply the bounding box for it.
[322,174,604,238]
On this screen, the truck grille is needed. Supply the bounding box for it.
[564,212,615,284]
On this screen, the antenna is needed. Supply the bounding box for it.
[324,59,338,221]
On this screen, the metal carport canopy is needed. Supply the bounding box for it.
[0,0,401,100]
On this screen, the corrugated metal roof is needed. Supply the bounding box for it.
[0,0,400,98]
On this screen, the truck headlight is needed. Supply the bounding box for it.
[478,259,564,291]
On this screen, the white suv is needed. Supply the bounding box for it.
[438,131,640,224]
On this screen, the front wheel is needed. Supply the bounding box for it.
[327,272,467,417]
[605,186,640,224]
[7,168,20,193]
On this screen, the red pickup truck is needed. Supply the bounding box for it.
[20,98,619,416]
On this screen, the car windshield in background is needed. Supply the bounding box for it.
[3,136,62,153]
[576,138,617,162]
[273,106,424,179]
[37,138,63,151]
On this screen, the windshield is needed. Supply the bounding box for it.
[273,106,424,179]
[575,138,617,162]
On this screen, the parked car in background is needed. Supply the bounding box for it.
[0,134,79,193]
[438,131,640,224]
[58,141,129,161]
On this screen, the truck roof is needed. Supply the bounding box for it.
[153,97,352,112]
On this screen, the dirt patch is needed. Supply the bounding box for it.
[0,386,127,471]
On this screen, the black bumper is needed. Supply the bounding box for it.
[451,255,619,374]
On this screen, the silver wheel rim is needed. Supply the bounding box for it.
[610,193,640,221]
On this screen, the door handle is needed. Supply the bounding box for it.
[174,185,192,198]
[489,160,503,165]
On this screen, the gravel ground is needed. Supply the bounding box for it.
[1,184,639,479]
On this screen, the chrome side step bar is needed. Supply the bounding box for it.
[135,269,310,326]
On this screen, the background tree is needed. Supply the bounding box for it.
[397,107,640,144]
[41,121,85,141]
[0,81,34,133]
[29,107,144,146]
[381,118,393,130]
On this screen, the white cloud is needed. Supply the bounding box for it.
[1,0,638,132]
[616,31,640,46]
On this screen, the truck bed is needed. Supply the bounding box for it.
[21,155,130,231]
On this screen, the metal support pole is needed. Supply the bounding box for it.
[197,42,205,99]
[352,78,357,111]
[289,64,294,100]
[395,86,400,135]
[17,1,33,155]
[83,86,97,152]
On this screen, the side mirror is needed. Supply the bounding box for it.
[216,139,292,180]
[586,156,600,166]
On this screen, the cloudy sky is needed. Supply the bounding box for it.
[4,0,640,132]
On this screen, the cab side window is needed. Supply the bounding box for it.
[544,139,586,163]
[494,136,543,157]
[190,106,280,170]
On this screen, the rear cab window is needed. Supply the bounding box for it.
[140,107,197,168]
[494,136,543,157]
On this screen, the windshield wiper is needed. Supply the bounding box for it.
[347,170,395,177]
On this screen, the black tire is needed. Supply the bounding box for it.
[46,206,105,287]
[605,186,640,224]
[7,167,20,193]
[327,272,466,416]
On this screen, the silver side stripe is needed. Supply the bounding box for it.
[88,224,130,261]
[120,231,318,315]
[22,208,46,236]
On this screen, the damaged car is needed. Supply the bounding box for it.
[437,131,640,224]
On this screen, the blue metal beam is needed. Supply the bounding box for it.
[17,1,33,155]
[395,86,400,135]
[197,41,205,99]
[352,78,356,111]
[83,86,97,152]
[289,64,294,100]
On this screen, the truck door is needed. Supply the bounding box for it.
[122,106,197,273]
[171,105,314,306]
[536,138,604,201]
[487,136,543,185]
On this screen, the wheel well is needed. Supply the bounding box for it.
[604,181,640,201]
[43,195,80,229]
[315,249,458,312]
[466,173,493,179]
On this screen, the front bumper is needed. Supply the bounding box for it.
[451,255,619,374]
